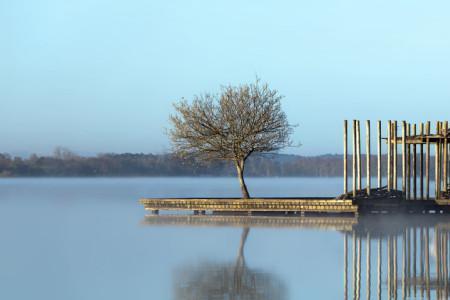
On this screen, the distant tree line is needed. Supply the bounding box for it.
[0,149,438,178]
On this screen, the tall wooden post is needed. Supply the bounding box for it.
[353,121,357,198]
[344,120,348,195]
[407,123,411,200]
[402,121,407,197]
[426,121,431,200]
[413,124,417,200]
[357,121,362,191]
[388,121,392,191]
[436,122,440,199]
[394,121,398,190]
[420,123,424,200]
[366,120,371,195]
[443,121,448,192]
[377,121,382,189]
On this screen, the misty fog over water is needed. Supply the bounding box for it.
[0,177,448,299]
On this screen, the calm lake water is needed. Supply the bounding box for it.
[0,177,449,300]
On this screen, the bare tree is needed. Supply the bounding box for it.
[169,79,294,198]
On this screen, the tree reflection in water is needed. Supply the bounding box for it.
[173,227,286,300]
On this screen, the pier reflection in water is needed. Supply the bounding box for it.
[345,216,450,300]
[144,214,450,300]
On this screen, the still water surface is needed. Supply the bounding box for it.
[0,177,448,300]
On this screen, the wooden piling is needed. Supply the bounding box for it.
[436,122,441,199]
[443,121,448,192]
[394,121,398,190]
[413,124,417,200]
[344,120,348,195]
[357,120,362,191]
[402,121,407,197]
[407,124,411,200]
[426,121,431,200]
[353,120,357,198]
[377,121,382,189]
[388,121,392,191]
[366,120,371,195]
[420,123,424,200]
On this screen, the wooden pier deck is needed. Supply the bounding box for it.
[139,197,358,214]
[139,196,450,215]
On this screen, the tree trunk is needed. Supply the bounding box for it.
[235,160,250,199]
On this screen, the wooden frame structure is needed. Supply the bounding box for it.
[343,120,450,200]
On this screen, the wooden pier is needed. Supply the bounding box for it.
[140,120,450,215]
[139,197,357,214]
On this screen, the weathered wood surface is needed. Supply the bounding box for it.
[142,214,357,230]
[139,197,358,213]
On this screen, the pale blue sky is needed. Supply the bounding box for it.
[1,0,450,156]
